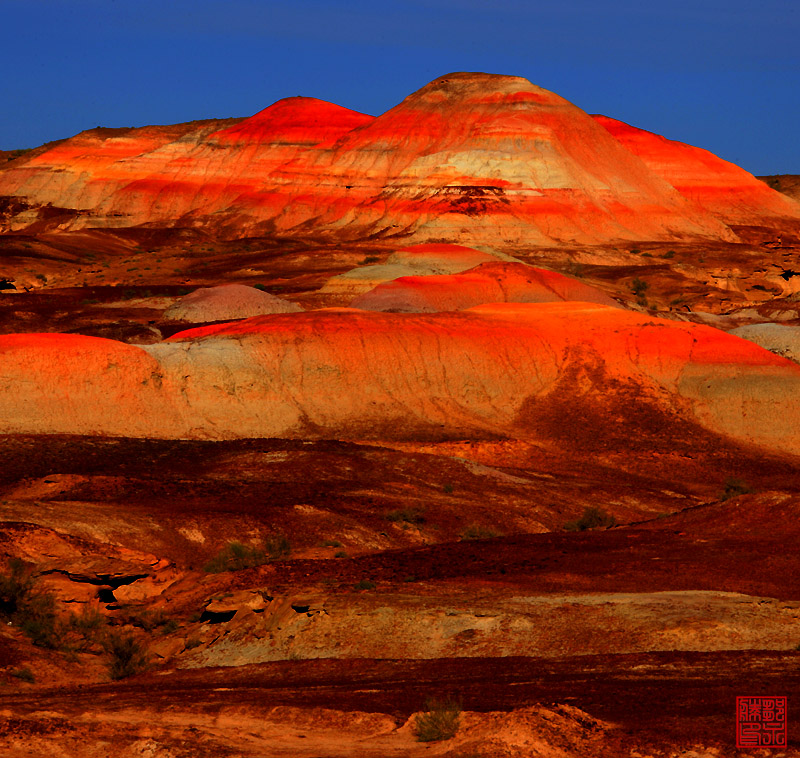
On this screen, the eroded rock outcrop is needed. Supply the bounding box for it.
[351,261,618,312]
[2,304,800,456]
[2,73,780,245]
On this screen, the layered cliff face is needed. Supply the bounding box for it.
[5,72,796,245]
[593,114,800,227]
[2,304,800,456]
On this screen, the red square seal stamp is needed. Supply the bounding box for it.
[736,696,787,748]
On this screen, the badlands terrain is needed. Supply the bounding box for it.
[1,72,800,756]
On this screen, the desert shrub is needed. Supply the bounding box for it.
[414,696,462,742]
[253,283,268,291]
[0,560,61,649]
[0,559,35,616]
[204,536,290,573]
[103,630,150,680]
[720,478,753,501]
[70,605,106,645]
[629,248,641,255]
[443,483,454,494]
[204,542,266,573]
[10,667,35,683]
[360,256,380,264]
[384,507,426,525]
[334,551,348,558]
[460,525,500,541]
[354,579,376,591]
[264,534,291,561]
[564,506,617,532]
[663,250,676,259]
[184,636,203,650]
[130,607,176,632]
[320,539,342,548]
[631,277,648,296]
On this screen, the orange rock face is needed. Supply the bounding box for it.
[4,72,785,245]
[351,261,618,312]
[593,114,800,227]
[2,304,800,455]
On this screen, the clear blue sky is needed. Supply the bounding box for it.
[2,0,798,174]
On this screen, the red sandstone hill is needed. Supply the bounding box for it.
[3,72,796,245]
[2,304,800,456]
[593,115,800,228]
[350,261,618,311]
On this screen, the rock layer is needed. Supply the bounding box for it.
[4,73,789,245]
[2,304,800,455]
[351,261,618,312]
[594,115,800,228]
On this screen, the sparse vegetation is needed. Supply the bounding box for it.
[0,559,62,648]
[353,579,376,591]
[252,283,268,291]
[103,629,150,680]
[720,478,753,501]
[460,525,500,541]
[413,696,462,742]
[443,483,454,494]
[384,507,426,525]
[184,636,203,650]
[319,539,343,548]
[564,506,617,532]
[360,255,380,264]
[631,277,648,296]
[10,667,35,683]
[663,250,676,259]
[334,550,348,558]
[629,248,641,255]
[203,535,291,573]
[204,542,266,573]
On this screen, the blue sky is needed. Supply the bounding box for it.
[2,0,798,173]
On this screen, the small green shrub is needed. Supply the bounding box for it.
[354,579,376,591]
[264,534,291,561]
[204,542,266,573]
[252,283,268,291]
[629,248,641,255]
[414,696,462,742]
[70,605,105,646]
[320,539,342,548]
[631,277,648,296]
[564,506,617,532]
[131,608,173,632]
[460,525,500,541]
[103,630,150,680]
[663,250,676,259]
[0,560,61,649]
[204,536,290,573]
[184,636,203,650]
[384,507,425,525]
[720,478,753,501]
[10,667,35,683]
[334,550,348,558]
[360,256,380,264]
[443,483,454,494]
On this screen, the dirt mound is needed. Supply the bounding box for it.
[320,243,508,296]
[161,284,302,323]
[351,261,618,311]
